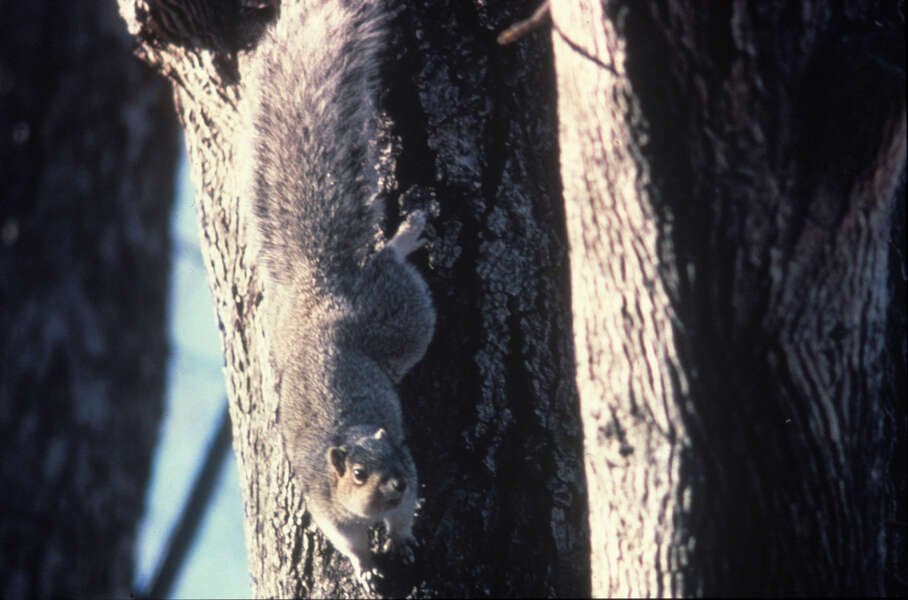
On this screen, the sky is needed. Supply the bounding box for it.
[133,153,252,598]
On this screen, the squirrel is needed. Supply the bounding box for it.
[237,0,435,590]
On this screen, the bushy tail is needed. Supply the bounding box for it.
[241,0,386,289]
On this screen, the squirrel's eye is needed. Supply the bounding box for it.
[351,467,368,484]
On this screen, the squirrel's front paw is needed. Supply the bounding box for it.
[398,538,418,565]
[357,566,384,595]
[384,535,418,564]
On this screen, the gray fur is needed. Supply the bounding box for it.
[238,0,434,588]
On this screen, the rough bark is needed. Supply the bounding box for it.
[885,171,906,596]
[116,0,588,597]
[0,1,178,597]
[553,0,905,596]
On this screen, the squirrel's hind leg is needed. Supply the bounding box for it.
[386,210,426,260]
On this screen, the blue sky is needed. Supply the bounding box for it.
[133,153,252,598]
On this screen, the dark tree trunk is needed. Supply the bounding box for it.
[885,170,906,596]
[0,1,178,597]
[553,0,905,595]
[116,0,589,597]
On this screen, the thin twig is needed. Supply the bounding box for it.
[140,404,233,600]
[497,1,551,45]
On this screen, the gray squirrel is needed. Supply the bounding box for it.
[238,0,435,590]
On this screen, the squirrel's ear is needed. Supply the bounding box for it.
[327,447,346,476]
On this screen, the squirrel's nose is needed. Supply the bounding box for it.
[383,477,406,504]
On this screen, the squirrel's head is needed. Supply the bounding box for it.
[327,426,412,518]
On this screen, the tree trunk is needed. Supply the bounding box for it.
[0,1,178,597]
[553,0,905,596]
[116,0,589,597]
